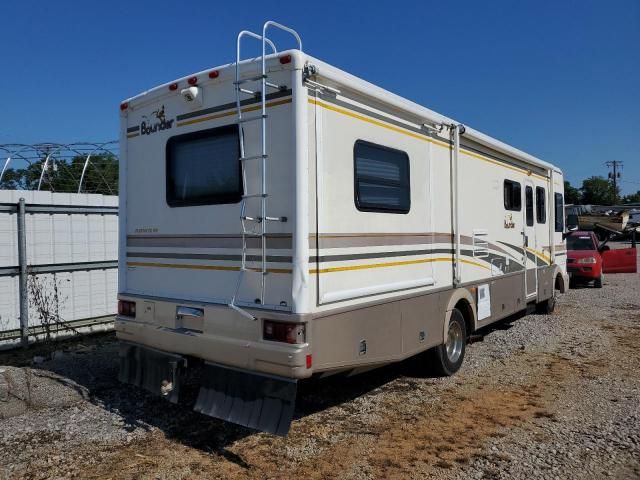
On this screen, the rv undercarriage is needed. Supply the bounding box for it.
[118,342,297,436]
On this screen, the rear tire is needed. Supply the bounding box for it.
[427,308,466,377]
[594,274,603,288]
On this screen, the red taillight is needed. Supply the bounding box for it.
[306,354,312,369]
[279,54,292,65]
[118,300,136,317]
[120,102,128,111]
[169,82,178,91]
[187,76,198,86]
[208,70,219,79]
[263,320,305,344]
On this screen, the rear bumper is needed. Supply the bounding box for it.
[115,313,312,380]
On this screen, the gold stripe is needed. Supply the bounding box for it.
[127,261,291,274]
[127,133,139,138]
[310,257,490,274]
[309,98,548,181]
[176,98,292,127]
[526,247,551,263]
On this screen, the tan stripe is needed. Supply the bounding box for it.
[176,98,292,127]
[127,261,291,274]
[127,133,139,138]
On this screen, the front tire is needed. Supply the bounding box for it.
[427,308,467,377]
[536,291,556,314]
[594,274,603,288]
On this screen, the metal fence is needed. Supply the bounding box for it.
[0,190,118,349]
[0,142,118,194]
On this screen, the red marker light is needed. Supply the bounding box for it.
[169,83,178,91]
[188,76,198,86]
[279,54,292,65]
[208,70,219,79]
[306,354,313,369]
[120,102,128,111]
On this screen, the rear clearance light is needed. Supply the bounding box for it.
[263,320,305,344]
[120,102,128,111]
[187,76,198,86]
[279,54,292,65]
[169,82,178,91]
[118,300,136,317]
[306,354,313,369]
[208,70,219,79]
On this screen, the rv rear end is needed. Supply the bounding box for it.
[117,51,310,435]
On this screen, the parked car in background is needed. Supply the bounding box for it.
[566,231,637,288]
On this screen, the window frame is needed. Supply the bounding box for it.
[165,124,243,208]
[525,185,534,227]
[536,186,546,224]
[554,193,564,232]
[353,139,411,214]
[503,179,522,212]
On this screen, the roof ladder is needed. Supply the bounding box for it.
[229,21,302,320]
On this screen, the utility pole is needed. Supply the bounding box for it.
[605,160,623,203]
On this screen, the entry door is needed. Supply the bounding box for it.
[523,182,537,299]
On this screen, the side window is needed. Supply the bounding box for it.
[536,186,546,224]
[554,193,564,232]
[504,180,521,211]
[354,140,410,214]
[525,186,534,226]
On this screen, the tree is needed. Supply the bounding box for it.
[564,181,581,204]
[0,154,118,195]
[580,176,618,205]
[623,191,640,204]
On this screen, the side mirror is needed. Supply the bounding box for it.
[599,245,610,253]
[568,225,578,232]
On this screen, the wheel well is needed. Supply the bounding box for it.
[454,299,474,336]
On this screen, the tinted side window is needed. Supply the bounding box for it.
[504,180,521,211]
[166,125,242,207]
[354,140,410,214]
[536,186,546,223]
[525,186,534,226]
[555,193,564,232]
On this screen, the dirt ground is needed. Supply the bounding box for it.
[1,249,639,479]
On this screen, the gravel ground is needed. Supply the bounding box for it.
[0,246,638,479]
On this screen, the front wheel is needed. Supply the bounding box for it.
[594,274,603,288]
[427,308,467,377]
[536,291,556,314]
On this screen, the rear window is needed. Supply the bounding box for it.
[354,140,410,214]
[166,125,242,207]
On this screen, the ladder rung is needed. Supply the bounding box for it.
[265,81,283,90]
[241,216,262,222]
[240,154,268,161]
[238,88,258,95]
[234,75,266,85]
[242,193,268,199]
[264,216,287,222]
[242,231,264,237]
[237,114,267,124]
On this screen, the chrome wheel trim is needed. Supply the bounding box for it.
[446,320,464,364]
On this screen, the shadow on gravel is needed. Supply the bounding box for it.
[0,310,528,461]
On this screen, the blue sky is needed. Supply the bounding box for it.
[1,0,638,193]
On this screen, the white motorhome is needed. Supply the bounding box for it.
[117,21,569,435]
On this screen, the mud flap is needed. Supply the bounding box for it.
[118,342,185,404]
[194,363,297,436]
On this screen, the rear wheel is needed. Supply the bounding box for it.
[427,308,467,377]
[594,274,603,288]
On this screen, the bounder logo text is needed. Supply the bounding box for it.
[140,106,174,135]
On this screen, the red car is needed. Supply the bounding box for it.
[566,231,637,288]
